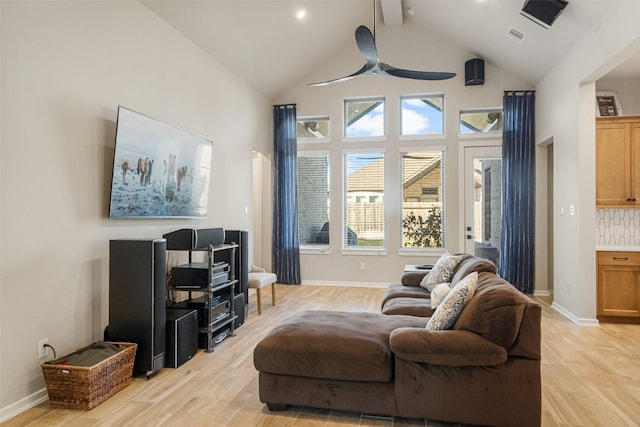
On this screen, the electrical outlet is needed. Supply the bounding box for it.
[38,338,49,359]
[359,262,366,271]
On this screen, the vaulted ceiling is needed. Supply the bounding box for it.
[143,0,632,100]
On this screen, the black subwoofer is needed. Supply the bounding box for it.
[165,308,198,368]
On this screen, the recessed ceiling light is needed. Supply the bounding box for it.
[296,9,307,20]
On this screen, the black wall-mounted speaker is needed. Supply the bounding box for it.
[465,58,485,86]
[165,309,198,368]
[520,0,568,29]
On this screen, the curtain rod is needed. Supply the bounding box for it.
[273,103,296,108]
[504,90,535,95]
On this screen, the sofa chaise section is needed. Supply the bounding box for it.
[253,258,541,426]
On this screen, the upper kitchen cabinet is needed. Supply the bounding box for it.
[596,116,640,207]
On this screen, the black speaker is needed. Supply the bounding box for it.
[163,227,225,250]
[520,0,568,29]
[233,292,246,329]
[108,239,166,377]
[165,309,198,368]
[222,229,249,308]
[465,58,484,86]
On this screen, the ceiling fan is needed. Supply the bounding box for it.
[309,5,456,86]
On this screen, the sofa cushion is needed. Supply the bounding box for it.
[426,272,478,330]
[389,328,508,366]
[450,256,497,287]
[420,253,464,291]
[453,272,534,354]
[430,283,451,309]
[381,283,430,308]
[401,271,430,287]
[253,310,426,382]
[382,297,434,317]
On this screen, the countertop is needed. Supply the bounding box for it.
[596,246,640,252]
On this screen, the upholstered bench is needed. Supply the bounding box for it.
[253,310,426,415]
[248,266,277,315]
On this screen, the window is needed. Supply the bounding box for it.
[401,94,444,136]
[400,151,444,248]
[344,98,385,138]
[297,117,330,139]
[344,152,385,247]
[460,109,503,134]
[297,152,330,247]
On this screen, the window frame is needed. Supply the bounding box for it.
[297,116,330,143]
[297,149,331,254]
[397,146,447,255]
[341,148,388,255]
[459,107,504,137]
[399,93,447,141]
[342,96,387,142]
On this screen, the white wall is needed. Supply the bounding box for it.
[275,22,535,285]
[536,2,640,322]
[0,1,270,418]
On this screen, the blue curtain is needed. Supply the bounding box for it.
[272,104,301,285]
[500,91,535,294]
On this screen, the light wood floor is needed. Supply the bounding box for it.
[4,285,640,427]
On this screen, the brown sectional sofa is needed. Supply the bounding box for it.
[253,255,541,426]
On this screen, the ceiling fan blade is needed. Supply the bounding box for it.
[308,63,376,86]
[383,64,456,81]
[355,25,378,65]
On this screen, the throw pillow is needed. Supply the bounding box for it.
[426,271,478,331]
[430,282,451,309]
[420,252,463,292]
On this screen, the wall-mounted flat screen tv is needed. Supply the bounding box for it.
[109,106,213,218]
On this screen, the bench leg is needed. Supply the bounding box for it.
[256,288,262,315]
[271,283,276,307]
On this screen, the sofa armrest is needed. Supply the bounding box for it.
[389,328,507,366]
[401,271,429,287]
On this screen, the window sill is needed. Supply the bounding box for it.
[397,247,446,257]
[341,136,387,143]
[398,134,447,142]
[341,248,388,256]
[300,247,332,255]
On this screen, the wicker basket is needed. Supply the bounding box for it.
[41,341,137,410]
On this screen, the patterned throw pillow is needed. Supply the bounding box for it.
[430,283,451,309]
[420,252,463,292]
[426,272,478,331]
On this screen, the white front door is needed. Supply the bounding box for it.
[463,146,502,270]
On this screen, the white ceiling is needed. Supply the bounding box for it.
[143,0,634,99]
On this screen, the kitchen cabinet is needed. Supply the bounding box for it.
[597,251,640,321]
[596,116,640,207]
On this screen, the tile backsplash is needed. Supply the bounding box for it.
[596,209,640,247]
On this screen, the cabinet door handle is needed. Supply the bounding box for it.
[613,257,629,261]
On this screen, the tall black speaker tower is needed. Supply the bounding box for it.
[222,230,249,318]
[108,238,166,377]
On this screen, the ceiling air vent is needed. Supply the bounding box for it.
[507,27,526,43]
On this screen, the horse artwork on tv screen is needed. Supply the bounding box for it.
[109,106,213,218]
